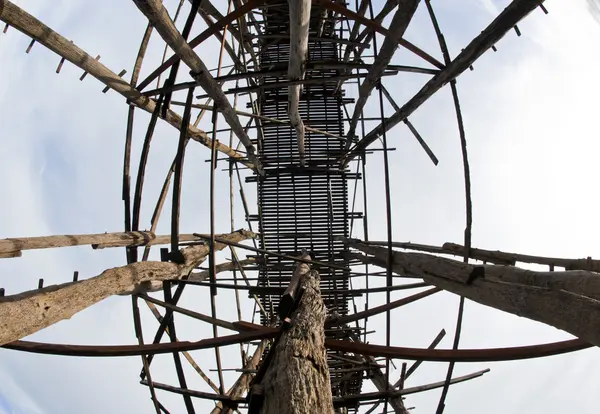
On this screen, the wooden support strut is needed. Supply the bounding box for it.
[346,0,420,144]
[343,0,544,163]
[0,229,254,345]
[0,1,251,168]
[0,231,239,257]
[132,0,262,173]
[345,239,600,348]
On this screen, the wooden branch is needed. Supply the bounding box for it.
[132,0,261,172]
[365,240,600,271]
[132,258,255,294]
[362,348,408,414]
[346,239,600,347]
[344,0,544,163]
[0,1,250,167]
[287,0,311,166]
[346,0,420,141]
[0,230,253,345]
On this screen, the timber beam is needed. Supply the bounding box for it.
[0,230,254,345]
[287,0,312,166]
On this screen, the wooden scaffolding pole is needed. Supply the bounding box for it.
[343,0,544,163]
[0,0,251,167]
[346,239,600,348]
[132,0,262,172]
[346,0,420,142]
[0,230,254,345]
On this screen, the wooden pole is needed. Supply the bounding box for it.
[0,230,253,345]
[0,0,250,168]
[0,231,246,257]
[209,339,269,414]
[287,0,311,166]
[344,0,544,163]
[346,0,420,142]
[132,0,261,172]
[347,239,600,347]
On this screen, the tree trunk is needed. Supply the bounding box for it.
[260,268,334,413]
[348,240,600,347]
[0,230,253,345]
[287,0,311,166]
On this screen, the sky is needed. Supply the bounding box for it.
[1,0,600,413]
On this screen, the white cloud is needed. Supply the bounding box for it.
[1,1,600,413]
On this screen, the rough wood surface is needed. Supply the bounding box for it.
[348,240,600,347]
[132,0,261,171]
[287,0,311,166]
[442,242,600,272]
[0,230,253,345]
[0,231,207,256]
[261,269,334,413]
[346,0,420,141]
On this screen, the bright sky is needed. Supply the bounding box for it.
[1,0,599,413]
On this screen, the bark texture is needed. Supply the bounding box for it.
[261,269,334,414]
[0,1,249,166]
[287,0,311,166]
[0,230,253,345]
[348,240,600,347]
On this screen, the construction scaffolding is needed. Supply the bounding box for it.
[2,1,595,413]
